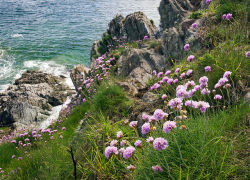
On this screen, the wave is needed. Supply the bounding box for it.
[0,49,14,79]
[23,60,74,89]
[11,33,24,38]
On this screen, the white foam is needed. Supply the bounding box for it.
[39,97,72,129]
[23,60,75,89]
[11,34,24,38]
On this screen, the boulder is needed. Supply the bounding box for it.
[124,12,157,41]
[0,70,74,127]
[117,46,165,96]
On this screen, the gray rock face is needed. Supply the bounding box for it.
[124,12,156,41]
[90,12,156,62]
[117,46,165,96]
[159,0,206,61]
[159,0,203,30]
[70,64,90,93]
[0,70,74,127]
[107,14,125,39]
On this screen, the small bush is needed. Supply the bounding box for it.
[93,83,129,117]
[190,11,202,19]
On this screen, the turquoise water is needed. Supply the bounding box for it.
[0,0,161,90]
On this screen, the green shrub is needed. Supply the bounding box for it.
[216,0,247,21]
[93,83,129,117]
[189,11,202,19]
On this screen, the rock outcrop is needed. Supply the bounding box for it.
[70,64,90,93]
[116,44,165,96]
[90,12,157,64]
[159,0,206,61]
[0,70,74,128]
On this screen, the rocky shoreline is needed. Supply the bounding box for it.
[0,0,208,130]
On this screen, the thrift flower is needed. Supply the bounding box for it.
[246,51,250,58]
[127,164,136,171]
[168,98,183,110]
[123,146,135,159]
[180,73,186,79]
[175,68,180,73]
[167,78,173,85]
[187,55,195,62]
[153,109,168,121]
[163,121,177,133]
[226,13,232,20]
[116,131,123,139]
[110,140,118,146]
[157,72,163,78]
[120,140,127,147]
[184,44,190,51]
[204,66,211,72]
[162,94,168,100]
[186,69,193,76]
[223,71,232,78]
[105,146,118,159]
[206,0,211,5]
[192,23,197,29]
[165,70,171,76]
[146,137,154,143]
[153,70,157,76]
[152,165,163,172]
[141,123,151,135]
[153,138,168,151]
[134,140,142,148]
[214,94,222,100]
[11,155,15,159]
[222,14,226,20]
[18,157,23,161]
[129,121,138,128]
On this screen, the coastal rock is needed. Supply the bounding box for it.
[159,0,205,61]
[70,64,90,93]
[159,0,203,30]
[117,46,165,96]
[0,70,74,127]
[124,12,157,41]
[90,12,157,61]
[107,14,125,39]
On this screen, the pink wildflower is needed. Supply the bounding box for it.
[134,140,142,148]
[184,44,190,51]
[141,123,151,135]
[163,121,177,133]
[187,55,195,62]
[105,146,118,159]
[123,146,135,159]
[204,66,211,72]
[152,165,163,172]
[153,138,168,151]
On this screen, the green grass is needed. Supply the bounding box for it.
[134,103,249,179]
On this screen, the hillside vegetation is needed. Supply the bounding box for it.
[0,0,249,179]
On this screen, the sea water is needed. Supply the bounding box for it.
[0,0,161,91]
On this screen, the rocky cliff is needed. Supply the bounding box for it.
[0,71,74,128]
[159,0,209,61]
[90,11,157,66]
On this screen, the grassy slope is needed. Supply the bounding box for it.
[0,0,249,179]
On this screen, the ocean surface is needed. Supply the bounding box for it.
[0,0,161,91]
